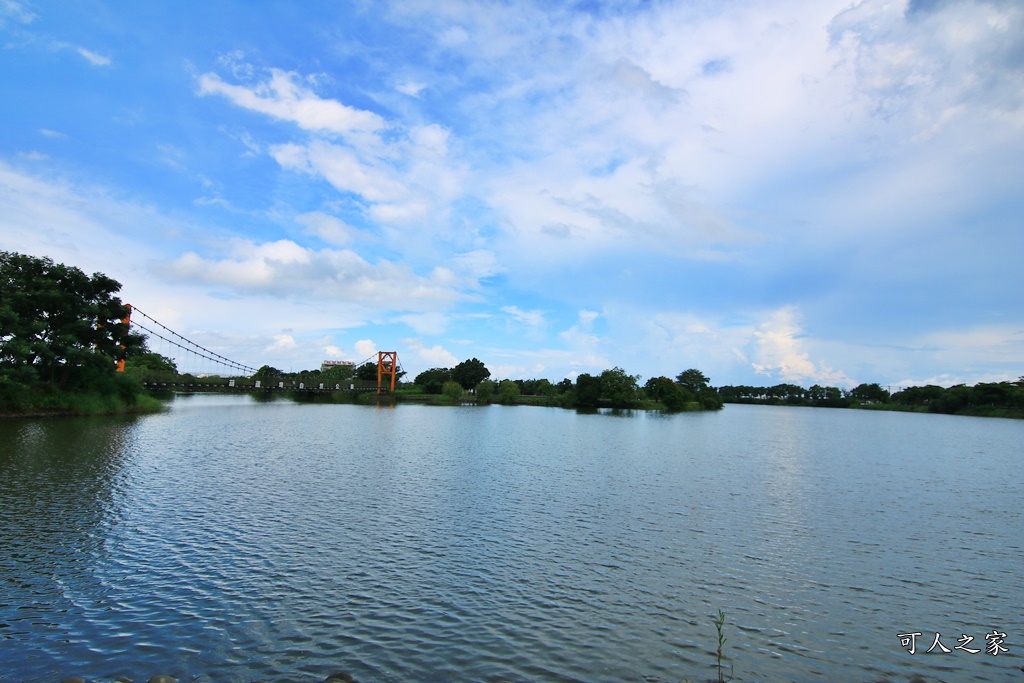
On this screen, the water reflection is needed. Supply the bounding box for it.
[0,415,143,673]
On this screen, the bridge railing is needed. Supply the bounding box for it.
[141,377,389,393]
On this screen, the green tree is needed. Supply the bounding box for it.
[0,251,144,390]
[475,379,496,403]
[850,382,889,403]
[321,363,355,385]
[600,367,639,407]
[129,351,178,373]
[575,373,602,407]
[533,378,557,396]
[123,351,178,383]
[355,362,379,381]
[932,384,973,414]
[498,379,520,404]
[254,365,283,383]
[451,357,490,390]
[645,376,688,410]
[893,384,946,406]
[676,368,710,394]
[698,388,725,410]
[442,380,464,401]
[414,367,453,394]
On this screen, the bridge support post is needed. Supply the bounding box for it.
[377,352,398,394]
[115,304,132,372]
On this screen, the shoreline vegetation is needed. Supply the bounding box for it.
[717,380,1024,420]
[2,251,1021,419]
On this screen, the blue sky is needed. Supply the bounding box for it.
[2,0,1022,388]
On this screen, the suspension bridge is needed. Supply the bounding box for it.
[121,305,403,395]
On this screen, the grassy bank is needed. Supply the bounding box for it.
[0,380,165,418]
[851,402,1024,419]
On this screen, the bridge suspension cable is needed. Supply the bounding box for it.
[129,305,258,376]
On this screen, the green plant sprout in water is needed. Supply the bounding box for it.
[714,608,729,683]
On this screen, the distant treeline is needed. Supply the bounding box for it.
[413,364,725,411]
[717,380,1024,417]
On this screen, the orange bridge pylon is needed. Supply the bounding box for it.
[377,351,398,394]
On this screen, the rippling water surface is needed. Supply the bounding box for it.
[1,396,1022,682]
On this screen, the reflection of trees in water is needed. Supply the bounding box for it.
[0,416,139,651]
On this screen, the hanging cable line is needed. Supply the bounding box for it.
[127,306,398,390]
[130,306,258,376]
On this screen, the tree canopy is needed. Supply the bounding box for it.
[451,357,491,390]
[600,367,640,407]
[676,368,710,394]
[355,362,380,381]
[1,251,144,390]
[414,367,453,394]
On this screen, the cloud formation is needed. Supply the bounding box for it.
[76,48,110,66]
[198,70,386,134]
[163,239,473,311]
[2,0,1021,383]
[750,307,853,387]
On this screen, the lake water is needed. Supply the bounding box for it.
[1,395,1022,683]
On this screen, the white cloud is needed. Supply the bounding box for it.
[272,141,407,203]
[162,238,472,311]
[749,306,853,387]
[559,319,601,350]
[198,69,386,134]
[830,0,1024,124]
[295,211,356,245]
[76,48,111,66]
[502,305,545,328]
[403,338,458,369]
[200,62,466,235]
[396,312,449,335]
[491,364,527,379]
[918,324,1024,370]
[396,80,427,97]
[265,334,297,352]
[450,250,501,287]
[354,339,378,360]
[572,354,611,370]
[0,0,34,24]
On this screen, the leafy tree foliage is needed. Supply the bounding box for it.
[476,379,496,403]
[128,350,178,373]
[321,363,355,385]
[0,251,144,391]
[451,357,490,390]
[414,367,453,394]
[254,365,283,380]
[697,387,725,410]
[676,368,710,394]
[497,379,520,404]
[600,367,640,407]
[518,377,556,396]
[892,385,946,406]
[575,373,602,407]
[355,362,380,381]
[645,376,690,410]
[442,380,464,400]
[123,350,178,383]
[849,382,889,403]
